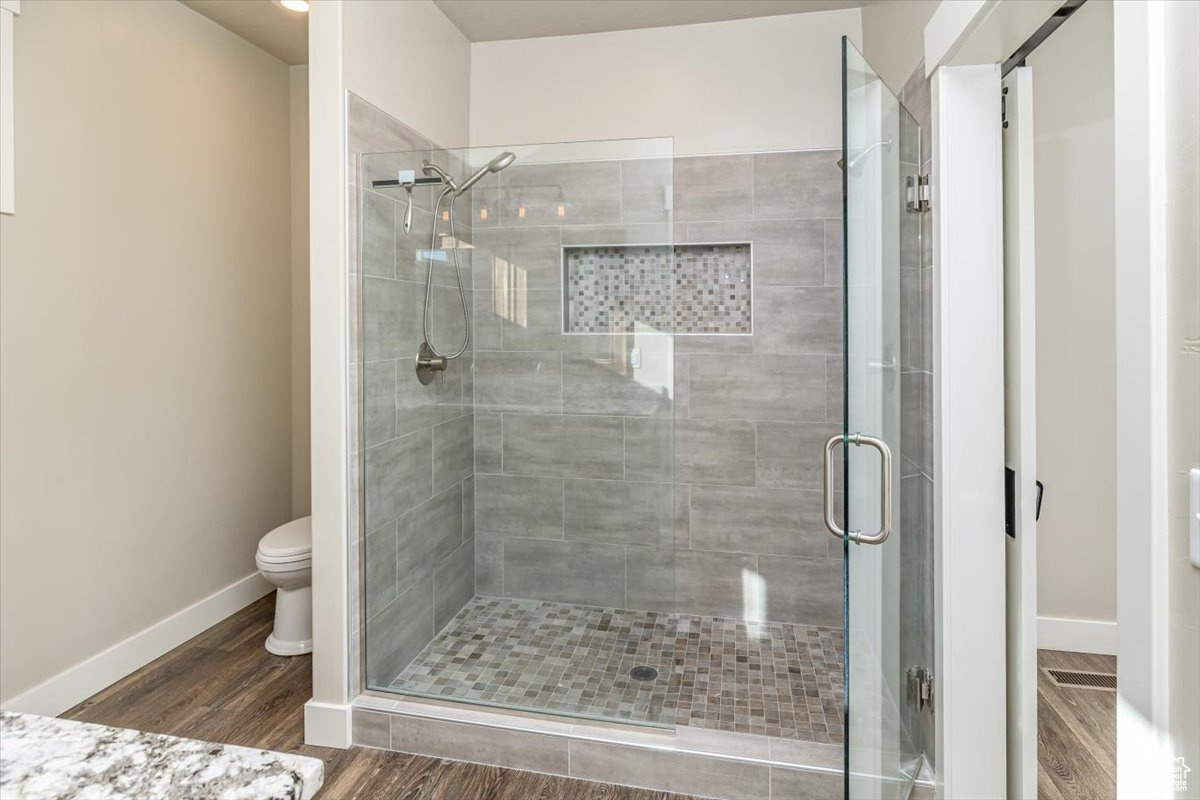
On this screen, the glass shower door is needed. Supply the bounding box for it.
[838,38,922,798]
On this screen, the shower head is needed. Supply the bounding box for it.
[455,151,517,195]
[839,138,893,172]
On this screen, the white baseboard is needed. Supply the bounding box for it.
[305,700,352,748]
[1037,615,1119,656]
[2,572,273,716]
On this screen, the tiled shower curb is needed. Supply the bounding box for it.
[352,693,856,799]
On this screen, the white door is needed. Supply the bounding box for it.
[1002,65,1039,800]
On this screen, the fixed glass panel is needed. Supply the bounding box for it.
[842,37,924,798]
[358,138,677,729]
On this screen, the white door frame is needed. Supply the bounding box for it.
[1001,64,1038,800]
[929,60,1007,800]
[926,1,1177,798]
[924,12,1036,799]
[1112,2,1173,797]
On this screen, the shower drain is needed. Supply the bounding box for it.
[629,666,658,681]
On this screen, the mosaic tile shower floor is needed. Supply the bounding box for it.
[389,596,845,743]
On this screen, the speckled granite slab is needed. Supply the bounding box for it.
[0,712,323,800]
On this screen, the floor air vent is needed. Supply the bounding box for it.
[1046,669,1117,691]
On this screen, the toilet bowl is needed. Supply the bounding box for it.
[256,516,312,656]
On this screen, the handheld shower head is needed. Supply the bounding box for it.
[455,151,517,195]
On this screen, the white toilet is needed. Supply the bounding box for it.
[255,516,313,656]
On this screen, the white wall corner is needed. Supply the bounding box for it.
[1036,616,1119,656]
[304,700,353,749]
[1,573,272,716]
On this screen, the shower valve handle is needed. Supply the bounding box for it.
[415,342,449,386]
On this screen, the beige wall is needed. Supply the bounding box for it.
[1029,0,1117,626]
[0,0,293,703]
[1165,0,1200,783]
[860,0,939,92]
[469,9,861,155]
[291,64,311,517]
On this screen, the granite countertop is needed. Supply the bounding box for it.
[0,712,324,800]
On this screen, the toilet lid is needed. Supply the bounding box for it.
[259,517,312,560]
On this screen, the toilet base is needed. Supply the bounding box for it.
[266,632,313,656]
[265,584,312,656]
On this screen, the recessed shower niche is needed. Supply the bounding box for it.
[563,243,753,335]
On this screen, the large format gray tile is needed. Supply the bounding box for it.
[433,538,475,630]
[502,413,624,479]
[462,474,475,539]
[432,414,473,493]
[900,371,926,474]
[360,190,396,278]
[824,218,844,287]
[473,412,503,474]
[473,350,563,413]
[395,351,463,437]
[474,535,503,595]
[561,222,675,246]
[752,219,827,287]
[753,150,842,220]
[502,538,626,607]
[752,287,843,355]
[396,484,464,592]
[826,355,844,423]
[688,354,827,422]
[624,545,676,611]
[755,421,841,490]
[364,429,433,530]
[362,277,421,362]
[364,520,397,620]
[471,226,563,292]
[365,576,433,686]
[769,766,843,799]
[500,289,580,352]
[675,419,756,486]
[389,713,569,775]
[620,158,673,224]
[623,417,674,482]
[363,360,397,447]
[690,485,827,558]
[563,479,673,546]
[673,155,754,222]
[499,160,621,227]
[758,555,842,627]
[351,709,390,749]
[561,350,673,417]
[568,739,770,799]
[474,474,564,538]
[675,549,759,619]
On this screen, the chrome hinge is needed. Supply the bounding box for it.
[906,174,930,213]
[907,666,934,713]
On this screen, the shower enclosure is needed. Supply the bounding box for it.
[353,37,929,797]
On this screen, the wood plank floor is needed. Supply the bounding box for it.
[62,595,695,800]
[1037,649,1116,800]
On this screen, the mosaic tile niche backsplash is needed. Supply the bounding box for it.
[564,243,752,334]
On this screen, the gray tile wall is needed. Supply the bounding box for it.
[471,150,845,628]
[469,157,677,608]
[899,61,936,769]
[670,151,844,628]
[350,94,476,689]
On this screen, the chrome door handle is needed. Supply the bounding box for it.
[823,433,894,545]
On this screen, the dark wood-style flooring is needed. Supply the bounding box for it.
[1037,649,1116,800]
[62,595,694,800]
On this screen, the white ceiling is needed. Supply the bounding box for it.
[433,0,864,43]
[180,0,308,66]
[178,0,867,66]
